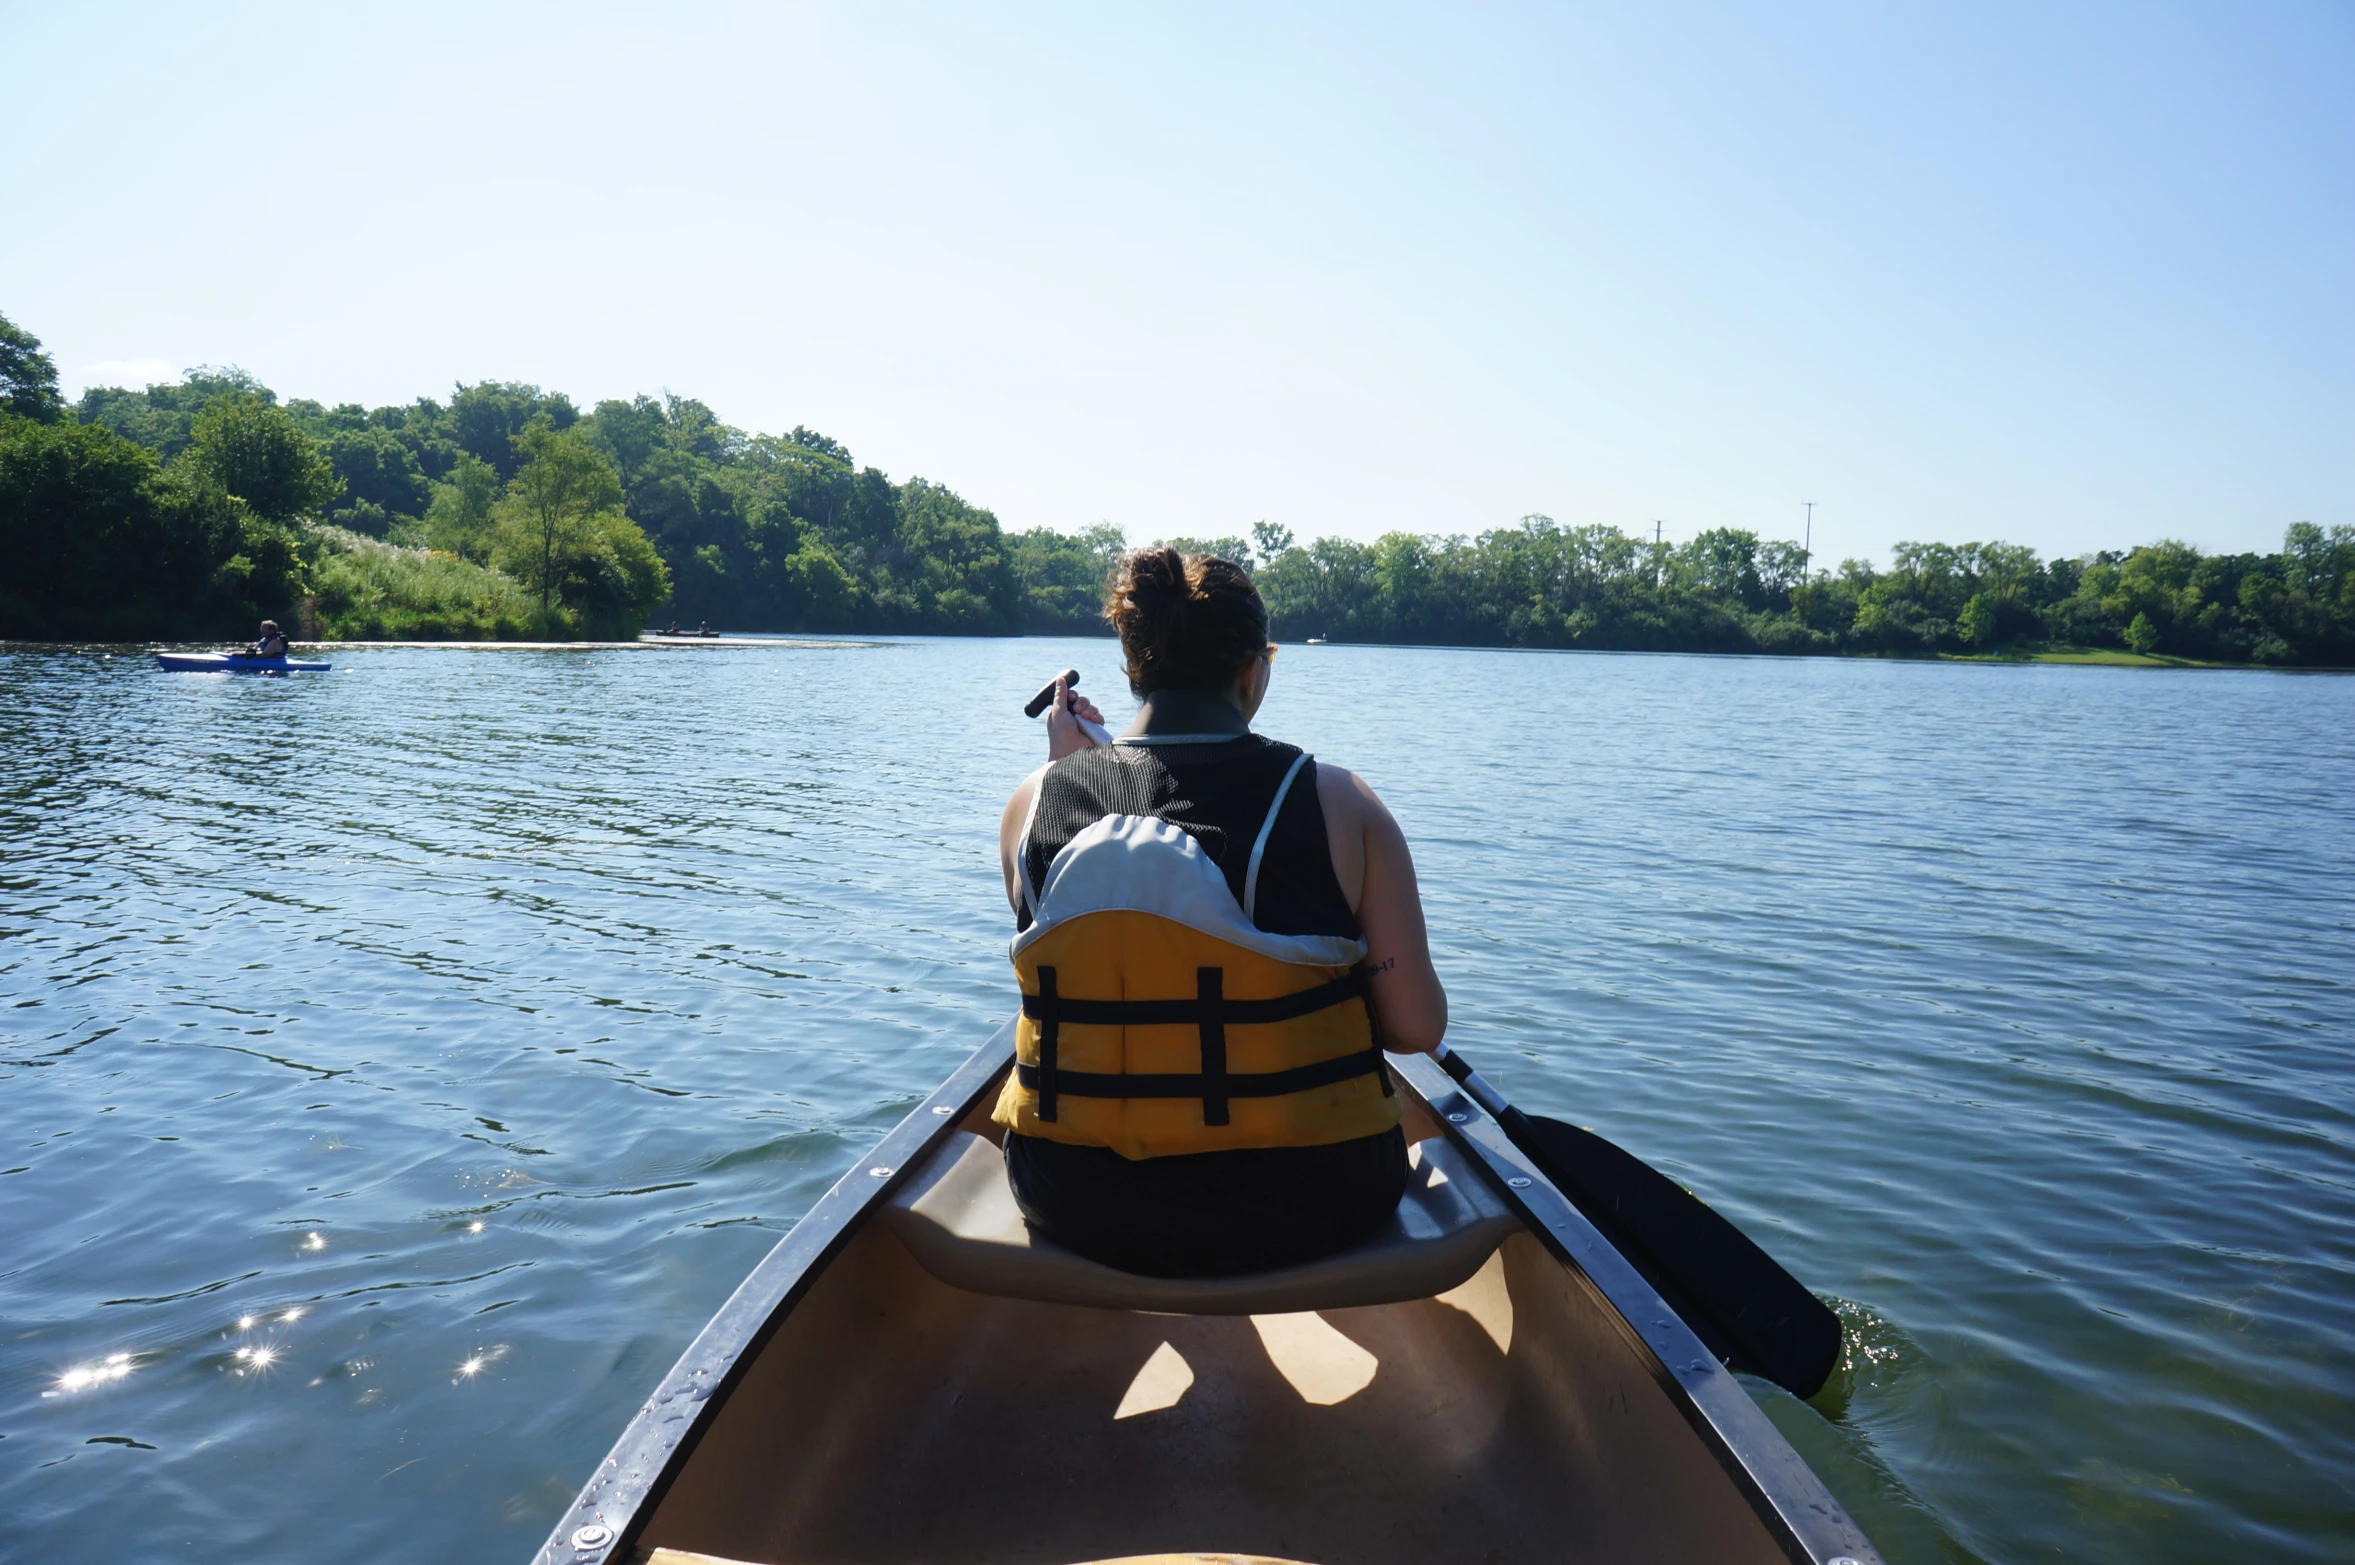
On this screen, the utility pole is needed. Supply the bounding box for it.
[1652,519,1664,546]
[1801,501,1814,576]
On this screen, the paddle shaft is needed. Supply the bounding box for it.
[1429,1040,1520,1127]
[1428,1040,1842,1400]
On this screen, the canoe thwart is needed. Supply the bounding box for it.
[876,1131,1520,1314]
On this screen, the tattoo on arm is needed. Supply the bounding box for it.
[1363,957,1397,978]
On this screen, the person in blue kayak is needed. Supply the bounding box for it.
[994,546,1450,1277]
[246,620,289,659]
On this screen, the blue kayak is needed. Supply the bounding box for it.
[156,653,333,674]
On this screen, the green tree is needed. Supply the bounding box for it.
[0,415,301,638]
[891,478,1022,631]
[452,381,577,478]
[1677,528,1769,610]
[320,427,430,533]
[780,541,857,627]
[493,422,626,614]
[186,395,342,522]
[77,367,273,459]
[0,312,65,422]
[512,507,671,637]
[415,454,502,558]
[1009,522,1124,632]
[1957,592,1998,648]
[582,393,756,625]
[2124,610,2161,655]
[1159,534,1255,568]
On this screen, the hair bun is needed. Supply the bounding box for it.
[1104,545,1269,698]
[1122,546,1191,606]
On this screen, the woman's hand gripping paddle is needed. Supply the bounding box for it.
[1432,1041,1842,1400]
[1027,669,1113,755]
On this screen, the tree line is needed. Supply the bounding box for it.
[3,309,2347,663]
[1233,519,2355,667]
[1,314,672,639]
[3,309,1113,640]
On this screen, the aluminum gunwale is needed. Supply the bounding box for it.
[528,1025,1014,1565]
[1387,1051,1881,1565]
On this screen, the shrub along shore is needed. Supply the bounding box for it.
[3,311,2348,664]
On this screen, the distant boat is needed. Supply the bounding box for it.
[1305,636,1328,645]
[155,653,332,674]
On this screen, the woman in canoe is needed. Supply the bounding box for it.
[997,547,1448,1277]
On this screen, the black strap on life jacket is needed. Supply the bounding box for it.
[1018,965,1390,1125]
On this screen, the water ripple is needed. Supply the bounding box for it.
[1,640,2350,1561]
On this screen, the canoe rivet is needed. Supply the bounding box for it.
[869,1166,893,1177]
[1507,1176,1531,1188]
[1830,1558,1863,1565]
[570,1523,612,1550]
[1446,1112,1469,1123]
[931,1105,954,1115]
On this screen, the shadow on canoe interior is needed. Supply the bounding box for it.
[630,1098,1794,1565]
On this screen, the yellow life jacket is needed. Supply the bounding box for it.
[992,751,1397,1160]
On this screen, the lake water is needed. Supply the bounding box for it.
[2,637,2350,1564]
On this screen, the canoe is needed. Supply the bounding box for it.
[155,653,333,674]
[533,1030,1881,1565]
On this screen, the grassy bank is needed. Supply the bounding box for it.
[2027,644,2239,668]
[307,525,546,640]
[1937,642,2244,669]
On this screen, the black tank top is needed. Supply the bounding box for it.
[1017,736,1360,940]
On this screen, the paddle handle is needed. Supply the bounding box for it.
[1024,669,1082,718]
[1024,668,1115,748]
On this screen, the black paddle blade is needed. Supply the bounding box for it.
[1513,1112,1842,1400]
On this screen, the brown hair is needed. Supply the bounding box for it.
[1104,547,1269,696]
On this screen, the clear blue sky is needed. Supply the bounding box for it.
[5,1,2347,566]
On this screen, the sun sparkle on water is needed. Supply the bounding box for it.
[47,1352,135,1397]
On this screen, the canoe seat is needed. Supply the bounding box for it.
[651,1552,1320,1565]
[877,1131,1519,1315]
